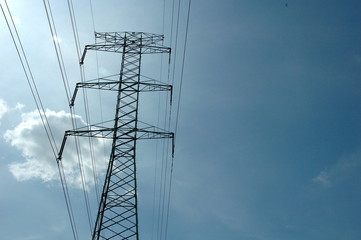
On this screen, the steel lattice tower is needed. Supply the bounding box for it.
[58,32,173,240]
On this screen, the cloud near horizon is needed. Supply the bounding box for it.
[3,109,109,189]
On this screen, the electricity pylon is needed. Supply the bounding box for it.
[58,31,174,240]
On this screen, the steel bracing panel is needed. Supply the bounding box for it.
[58,32,172,240]
[70,75,172,107]
[80,32,171,64]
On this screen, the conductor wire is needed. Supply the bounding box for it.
[1,2,79,240]
[165,0,192,239]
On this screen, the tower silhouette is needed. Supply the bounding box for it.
[58,31,174,240]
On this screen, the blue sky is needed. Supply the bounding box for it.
[0,1,360,240]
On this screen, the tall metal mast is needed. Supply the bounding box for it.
[58,31,173,240]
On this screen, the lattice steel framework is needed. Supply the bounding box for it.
[58,32,173,240]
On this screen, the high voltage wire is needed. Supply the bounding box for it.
[42,0,72,103]
[1,1,58,158]
[165,1,192,239]
[66,0,97,234]
[159,1,180,239]
[155,0,193,239]
[151,1,168,239]
[40,1,83,240]
[0,1,79,240]
[58,160,80,240]
[174,0,192,144]
[161,1,183,239]
[156,0,179,236]
[153,0,189,239]
[88,0,105,205]
[89,0,96,32]
[42,0,98,236]
[67,0,101,203]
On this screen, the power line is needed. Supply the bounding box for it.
[1,1,58,157]
[42,0,72,104]
[157,1,184,239]
[1,1,79,240]
[89,0,96,32]
[66,0,97,233]
[174,0,192,136]
[151,1,168,239]
[42,0,96,235]
[88,0,105,204]
[164,0,192,239]
[58,161,80,240]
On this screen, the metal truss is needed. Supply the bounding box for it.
[58,124,174,160]
[70,74,172,107]
[58,32,172,240]
[80,32,171,64]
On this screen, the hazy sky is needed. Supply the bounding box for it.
[1,1,360,240]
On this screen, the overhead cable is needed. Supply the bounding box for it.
[42,0,95,234]
[165,0,192,239]
[1,1,79,240]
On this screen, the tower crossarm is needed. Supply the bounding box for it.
[57,127,114,161]
[65,127,114,138]
[95,32,165,45]
[57,126,173,161]
[80,31,171,64]
[135,128,174,140]
[62,126,173,139]
[81,44,170,63]
[70,80,172,107]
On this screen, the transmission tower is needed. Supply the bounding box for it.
[58,31,174,240]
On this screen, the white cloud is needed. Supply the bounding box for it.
[0,98,9,119]
[313,150,361,188]
[0,100,25,124]
[312,171,331,187]
[15,102,25,110]
[4,109,109,189]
